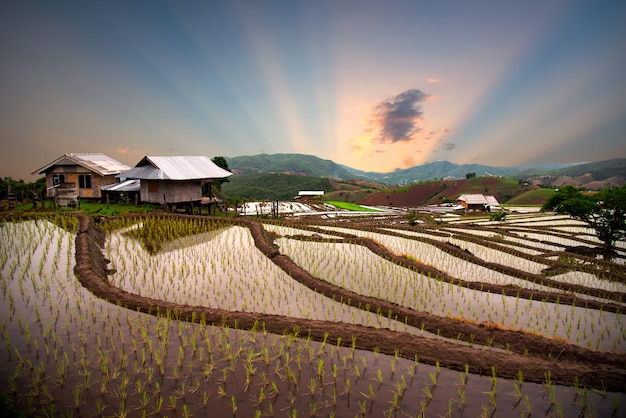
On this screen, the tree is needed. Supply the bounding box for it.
[0,177,35,201]
[209,156,231,197]
[542,185,626,258]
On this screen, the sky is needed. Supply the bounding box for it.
[2,0,626,181]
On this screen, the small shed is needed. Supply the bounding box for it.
[295,190,325,201]
[455,194,500,211]
[118,156,232,205]
[101,179,141,204]
[32,153,130,205]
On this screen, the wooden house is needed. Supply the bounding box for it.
[32,153,130,206]
[455,194,500,211]
[118,156,232,205]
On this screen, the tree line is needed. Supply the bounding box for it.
[0,177,46,202]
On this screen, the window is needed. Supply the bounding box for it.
[78,174,92,189]
[52,174,65,185]
[147,181,158,193]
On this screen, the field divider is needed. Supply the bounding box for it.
[367,226,626,307]
[73,213,626,392]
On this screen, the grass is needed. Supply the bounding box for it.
[74,201,165,216]
[325,201,384,212]
[504,188,555,205]
[6,200,165,216]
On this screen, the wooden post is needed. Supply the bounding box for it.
[106,194,110,209]
[7,185,16,210]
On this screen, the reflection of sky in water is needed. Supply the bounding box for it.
[1,219,625,417]
[107,225,428,336]
[124,222,232,254]
[286,229,626,352]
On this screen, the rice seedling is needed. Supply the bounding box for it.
[0,214,624,417]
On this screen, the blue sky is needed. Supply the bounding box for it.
[2,0,625,180]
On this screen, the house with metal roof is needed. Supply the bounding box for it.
[295,190,325,200]
[32,153,130,205]
[455,194,500,211]
[118,156,232,205]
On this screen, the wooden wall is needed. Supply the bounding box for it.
[44,167,109,198]
[141,180,202,204]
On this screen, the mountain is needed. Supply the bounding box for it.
[524,159,626,189]
[551,158,626,178]
[221,173,334,201]
[225,153,359,180]
[225,153,623,186]
[359,161,517,184]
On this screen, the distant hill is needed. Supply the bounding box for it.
[225,154,359,180]
[524,158,626,189]
[226,153,610,185]
[221,173,334,201]
[221,154,624,202]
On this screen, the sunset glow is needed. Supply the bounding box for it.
[1,1,625,180]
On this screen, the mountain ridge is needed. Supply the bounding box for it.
[225,153,622,186]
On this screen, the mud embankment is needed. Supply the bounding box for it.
[73,214,626,392]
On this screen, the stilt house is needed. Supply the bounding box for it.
[32,153,130,206]
[118,156,232,205]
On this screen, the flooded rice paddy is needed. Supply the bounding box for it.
[1,213,625,417]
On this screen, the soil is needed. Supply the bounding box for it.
[75,214,626,392]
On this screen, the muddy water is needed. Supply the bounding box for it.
[0,220,624,417]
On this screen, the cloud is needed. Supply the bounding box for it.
[117,147,129,154]
[367,89,430,144]
[444,142,456,151]
[428,78,440,83]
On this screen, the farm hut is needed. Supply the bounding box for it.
[455,194,500,211]
[101,179,141,204]
[32,153,130,206]
[295,190,325,201]
[118,156,232,206]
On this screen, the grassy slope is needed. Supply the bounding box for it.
[504,188,555,205]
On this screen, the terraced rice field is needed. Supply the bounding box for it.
[0,210,624,417]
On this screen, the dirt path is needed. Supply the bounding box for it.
[74,214,626,392]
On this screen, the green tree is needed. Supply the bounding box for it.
[209,156,231,197]
[0,177,35,201]
[542,185,626,258]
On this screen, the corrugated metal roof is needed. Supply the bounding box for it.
[73,153,130,175]
[119,156,233,180]
[456,194,488,204]
[485,195,500,206]
[101,179,141,192]
[32,153,130,176]
[456,194,500,205]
